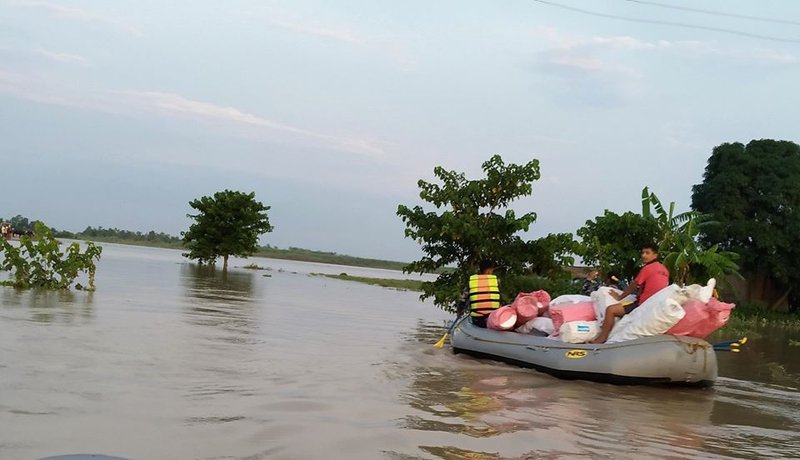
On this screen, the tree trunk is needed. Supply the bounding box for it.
[747,271,767,305]
[223,255,229,272]
[771,287,792,312]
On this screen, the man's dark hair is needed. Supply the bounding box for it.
[478,260,495,272]
[641,242,659,253]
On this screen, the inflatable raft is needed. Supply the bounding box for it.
[450,316,717,386]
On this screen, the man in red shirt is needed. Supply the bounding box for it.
[589,243,670,344]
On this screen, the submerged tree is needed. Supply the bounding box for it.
[0,221,102,290]
[397,155,544,311]
[182,190,273,272]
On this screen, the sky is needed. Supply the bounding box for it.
[1,0,799,261]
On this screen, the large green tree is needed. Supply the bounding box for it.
[577,210,660,281]
[182,190,273,271]
[397,155,548,311]
[692,139,800,310]
[525,232,579,280]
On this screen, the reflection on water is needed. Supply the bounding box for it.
[388,321,800,460]
[0,287,94,324]
[182,263,255,303]
[180,263,258,333]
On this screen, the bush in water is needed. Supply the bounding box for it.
[0,221,102,290]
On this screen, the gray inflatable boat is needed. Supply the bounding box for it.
[450,316,717,386]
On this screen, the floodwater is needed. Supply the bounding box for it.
[1,244,799,459]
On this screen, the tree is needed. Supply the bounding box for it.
[661,215,741,286]
[525,232,579,280]
[692,139,800,310]
[182,190,273,271]
[577,210,660,281]
[397,155,543,311]
[642,187,741,286]
[0,221,102,290]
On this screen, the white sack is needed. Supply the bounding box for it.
[591,287,637,322]
[559,321,599,344]
[638,284,681,311]
[550,294,592,306]
[515,317,555,335]
[607,298,686,343]
[675,278,717,305]
[535,317,555,335]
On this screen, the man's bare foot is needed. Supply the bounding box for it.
[588,335,607,344]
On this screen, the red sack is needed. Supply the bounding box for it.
[550,302,596,334]
[668,298,735,339]
[487,305,518,331]
[511,293,541,327]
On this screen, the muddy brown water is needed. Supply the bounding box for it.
[1,244,799,459]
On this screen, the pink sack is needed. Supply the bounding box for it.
[487,305,518,331]
[532,290,551,305]
[511,293,541,327]
[668,298,735,339]
[550,302,596,333]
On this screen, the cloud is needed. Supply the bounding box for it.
[268,18,364,45]
[258,7,417,71]
[0,70,384,157]
[534,27,799,70]
[115,90,386,157]
[34,48,90,65]
[530,27,799,107]
[8,0,143,37]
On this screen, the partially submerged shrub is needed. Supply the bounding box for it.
[0,221,102,290]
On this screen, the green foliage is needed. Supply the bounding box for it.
[501,274,582,301]
[525,233,579,280]
[577,210,660,281]
[0,222,102,290]
[398,155,548,310]
[642,187,741,285]
[661,215,742,286]
[692,140,800,308]
[578,188,741,286]
[182,190,273,270]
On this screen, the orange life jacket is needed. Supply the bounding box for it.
[468,274,501,317]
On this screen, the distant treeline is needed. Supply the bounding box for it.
[52,225,409,270]
[54,226,184,248]
[0,215,35,233]
[255,246,408,271]
[4,215,413,271]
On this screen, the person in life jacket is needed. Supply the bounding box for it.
[468,260,501,328]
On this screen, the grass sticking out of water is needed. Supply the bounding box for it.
[717,306,800,338]
[240,263,269,270]
[312,273,424,291]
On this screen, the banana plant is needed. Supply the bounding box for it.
[641,187,741,285]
